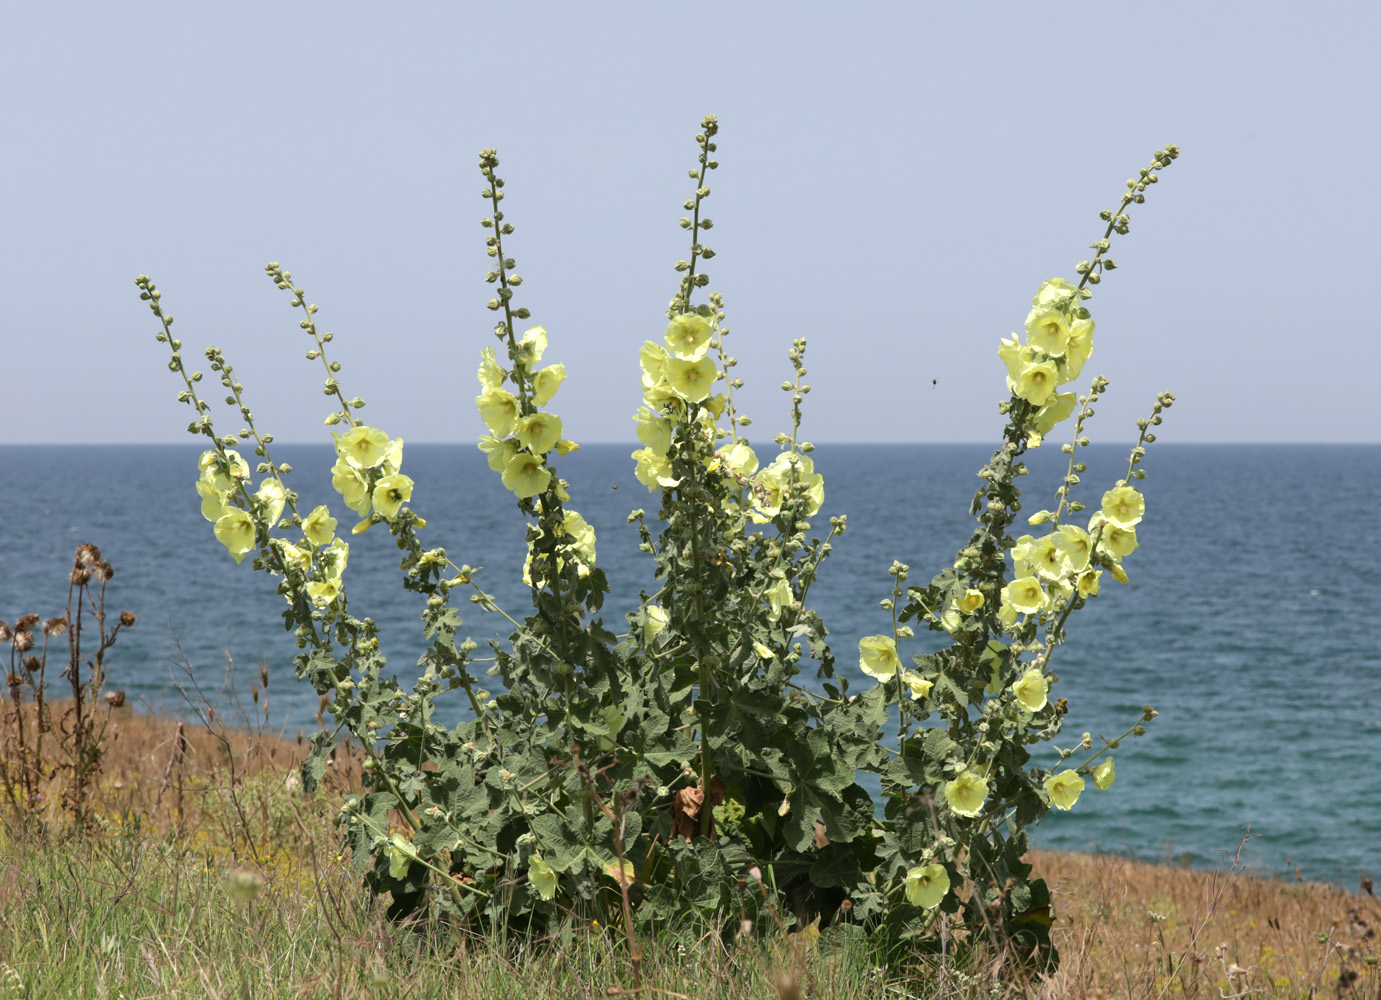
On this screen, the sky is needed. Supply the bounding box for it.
[4,1,1378,445]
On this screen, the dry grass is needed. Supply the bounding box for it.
[1,699,1377,998]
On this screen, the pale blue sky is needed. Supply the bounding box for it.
[4,1,1376,444]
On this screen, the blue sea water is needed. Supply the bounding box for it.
[3,442,1377,887]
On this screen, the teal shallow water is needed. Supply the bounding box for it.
[4,442,1377,886]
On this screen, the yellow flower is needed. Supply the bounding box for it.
[562,510,596,567]
[1031,392,1076,439]
[764,577,793,622]
[756,453,824,520]
[1054,525,1093,573]
[1012,360,1060,407]
[1089,514,1138,560]
[514,325,548,368]
[717,441,759,477]
[904,863,950,909]
[1044,770,1085,811]
[958,589,985,614]
[303,505,337,546]
[306,578,341,607]
[1092,758,1115,791]
[1076,569,1102,597]
[1032,277,1077,309]
[214,509,257,564]
[1101,486,1145,529]
[532,364,567,405]
[199,449,250,493]
[196,477,230,522]
[944,770,989,818]
[633,409,673,456]
[643,605,669,644]
[753,642,776,659]
[386,832,418,880]
[501,453,551,498]
[858,635,900,682]
[1028,534,1063,581]
[632,447,677,491]
[380,437,404,476]
[1060,317,1094,381]
[372,474,414,521]
[319,538,349,583]
[273,538,311,573]
[255,478,286,527]
[665,356,718,403]
[1001,577,1045,615]
[514,412,563,455]
[330,456,372,516]
[998,336,1040,380]
[1025,305,1070,356]
[476,389,520,437]
[528,855,558,901]
[478,434,520,473]
[337,425,391,469]
[903,672,933,701]
[1109,562,1129,584]
[639,340,670,389]
[664,312,714,360]
[1012,667,1049,712]
[477,346,504,391]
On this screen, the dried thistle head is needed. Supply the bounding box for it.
[118,611,136,627]
[43,617,68,637]
[13,632,34,653]
[71,567,90,586]
[103,691,126,708]
[74,543,102,567]
[23,656,41,674]
[0,623,12,642]
[14,614,39,633]
[90,562,114,583]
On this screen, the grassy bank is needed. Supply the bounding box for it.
[0,702,1375,998]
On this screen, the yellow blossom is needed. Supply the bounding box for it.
[372,474,414,521]
[1101,485,1145,528]
[1002,577,1045,615]
[944,770,989,818]
[501,453,551,499]
[337,425,391,469]
[528,855,558,901]
[643,605,669,644]
[514,412,563,455]
[303,505,337,546]
[1025,305,1070,356]
[1092,759,1116,790]
[633,408,673,456]
[1012,360,1060,407]
[196,477,230,522]
[478,434,520,473]
[903,672,933,700]
[514,325,548,368]
[1012,667,1049,712]
[904,864,950,909]
[665,356,717,403]
[532,364,566,405]
[858,635,900,682]
[213,509,256,563]
[477,346,503,391]
[476,389,520,437]
[664,312,714,360]
[1044,770,1085,810]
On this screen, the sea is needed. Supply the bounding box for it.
[3,442,1377,888]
